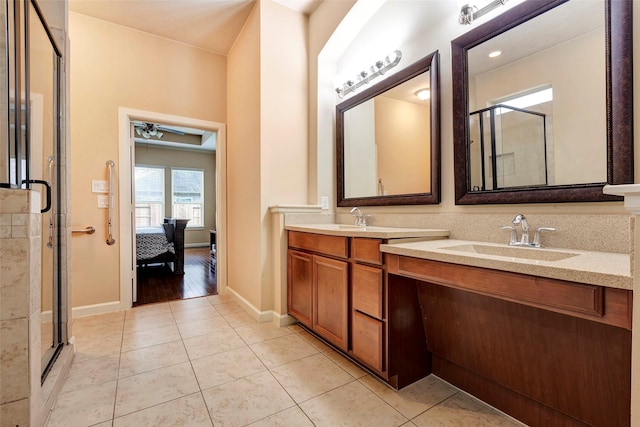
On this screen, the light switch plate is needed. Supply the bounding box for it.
[98,196,109,208]
[320,196,329,210]
[92,180,108,193]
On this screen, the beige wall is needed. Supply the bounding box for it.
[134,145,216,245]
[227,3,262,310]
[69,12,226,308]
[226,0,308,312]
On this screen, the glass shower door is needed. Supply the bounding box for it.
[27,0,63,380]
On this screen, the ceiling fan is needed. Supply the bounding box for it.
[132,121,185,139]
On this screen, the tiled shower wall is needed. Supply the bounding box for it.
[0,189,42,426]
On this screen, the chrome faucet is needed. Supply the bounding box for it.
[512,214,530,245]
[350,207,367,227]
[501,214,556,247]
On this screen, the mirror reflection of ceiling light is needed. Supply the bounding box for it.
[416,89,430,101]
[488,50,502,58]
[335,50,402,99]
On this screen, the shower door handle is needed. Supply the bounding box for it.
[22,179,52,213]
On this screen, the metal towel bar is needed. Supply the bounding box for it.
[72,226,95,235]
[106,160,116,245]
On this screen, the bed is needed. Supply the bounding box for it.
[135,218,189,274]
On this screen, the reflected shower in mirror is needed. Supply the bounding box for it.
[337,51,440,206]
[452,0,633,204]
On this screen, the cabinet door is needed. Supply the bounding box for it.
[287,250,313,328]
[313,255,349,351]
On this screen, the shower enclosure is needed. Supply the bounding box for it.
[468,104,549,192]
[1,0,65,382]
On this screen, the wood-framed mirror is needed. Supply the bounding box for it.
[452,0,633,205]
[337,50,440,207]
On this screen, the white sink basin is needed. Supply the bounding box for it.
[444,244,580,262]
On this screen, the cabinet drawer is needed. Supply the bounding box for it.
[352,238,383,265]
[352,264,383,320]
[288,231,348,259]
[352,311,384,372]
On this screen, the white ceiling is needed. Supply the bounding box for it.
[68,0,320,55]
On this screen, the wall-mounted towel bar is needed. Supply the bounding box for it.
[106,160,116,245]
[72,226,95,235]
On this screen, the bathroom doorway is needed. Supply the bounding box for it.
[117,109,227,310]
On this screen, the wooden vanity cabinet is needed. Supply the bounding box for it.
[288,232,430,389]
[287,231,349,350]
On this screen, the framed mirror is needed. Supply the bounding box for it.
[452,0,633,204]
[337,51,440,207]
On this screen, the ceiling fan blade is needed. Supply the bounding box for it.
[156,126,185,135]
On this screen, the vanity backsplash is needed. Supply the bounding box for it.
[284,212,633,255]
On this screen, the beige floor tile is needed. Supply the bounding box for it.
[61,354,120,393]
[322,350,368,379]
[121,323,181,352]
[299,380,408,427]
[125,302,171,319]
[72,332,123,363]
[212,301,244,315]
[123,311,176,334]
[172,305,222,324]
[220,310,258,328]
[296,329,333,352]
[119,340,188,378]
[176,316,230,339]
[202,370,295,426]
[235,322,294,345]
[46,380,117,427]
[72,318,124,338]
[182,327,246,360]
[248,406,314,427]
[360,374,458,419]
[113,392,213,427]
[412,392,524,427]
[169,296,212,312]
[249,333,318,368]
[192,346,267,390]
[114,362,200,418]
[271,353,354,403]
[206,293,235,306]
[72,311,125,327]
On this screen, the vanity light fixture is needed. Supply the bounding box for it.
[335,50,402,99]
[415,89,430,101]
[459,0,508,25]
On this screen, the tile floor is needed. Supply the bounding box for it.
[44,294,525,427]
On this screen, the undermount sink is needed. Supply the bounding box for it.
[444,244,580,262]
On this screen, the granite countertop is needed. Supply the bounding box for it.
[380,239,632,290]
[285,223,450,239]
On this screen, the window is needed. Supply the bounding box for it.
[135,166,164,227]
[172,168,204,228]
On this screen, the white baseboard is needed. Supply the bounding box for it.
[185,243,209,248]
[71,301,124,319]
[224,287,294,326]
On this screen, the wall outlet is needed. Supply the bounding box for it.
[98,196,109,208]
[320,196,329,210]
[92,180,108,193]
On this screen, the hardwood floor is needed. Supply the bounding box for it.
[135,247,217,306]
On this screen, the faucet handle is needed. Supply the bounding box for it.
[533,227,556,247]
[500,225,518,246]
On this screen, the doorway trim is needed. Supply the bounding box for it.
[117,108,227,310]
